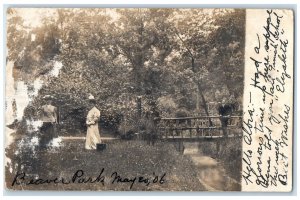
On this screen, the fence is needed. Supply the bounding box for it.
[157,116,242,140]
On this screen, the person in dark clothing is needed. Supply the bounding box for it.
[38,95,58,149]
[218,99,232,137]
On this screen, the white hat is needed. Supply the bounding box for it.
[88,94,95,100]
[43,95,53,99]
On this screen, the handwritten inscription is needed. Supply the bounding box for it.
[11,169,166,190]
[243,9,292,189]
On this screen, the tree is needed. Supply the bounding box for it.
[167,9,245,114]
[9,8,245,133]
[6,9,61,83]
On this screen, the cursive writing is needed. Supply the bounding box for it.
[243,9,292,189]
[11,169,167,190]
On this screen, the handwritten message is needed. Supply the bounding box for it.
[243,9,293,191]
[11,169,166,190]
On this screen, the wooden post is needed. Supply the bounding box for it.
[175,119,179,136]
[179,141,184,154]
[165,120,168,139]
[189,119,192,138]
[216,140,221,154]
[137,96,142,118]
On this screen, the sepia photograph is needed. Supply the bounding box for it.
[5,8,246,191]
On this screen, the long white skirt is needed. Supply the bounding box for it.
[85,123,101,149]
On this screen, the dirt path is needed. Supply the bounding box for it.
[183,143,241,191]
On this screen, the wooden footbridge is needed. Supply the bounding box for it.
[58,116,243,144]
[157,115,242,142]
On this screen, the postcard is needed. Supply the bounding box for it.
[4,8,294,191]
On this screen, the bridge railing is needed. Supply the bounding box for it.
[157,116,242,139]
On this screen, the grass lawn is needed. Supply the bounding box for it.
[6,139,206,191]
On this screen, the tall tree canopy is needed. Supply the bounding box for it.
[7,8,245,132]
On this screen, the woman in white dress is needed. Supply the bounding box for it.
[85,95,101,149]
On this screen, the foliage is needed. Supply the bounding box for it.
[7,8,245,134]
[6,9,60,82]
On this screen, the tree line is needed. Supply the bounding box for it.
[7,8,245,134]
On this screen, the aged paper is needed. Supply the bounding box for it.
[4,8,294,192]
[243,9,293,192]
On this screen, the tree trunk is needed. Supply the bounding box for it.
[193,58,201,111]
[198,83,213,126]
[176,31,212,124]
[196,85,200,111]
[191,57,212,126]
[135,8,144,94]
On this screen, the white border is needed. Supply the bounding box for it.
[1,0,299,199]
